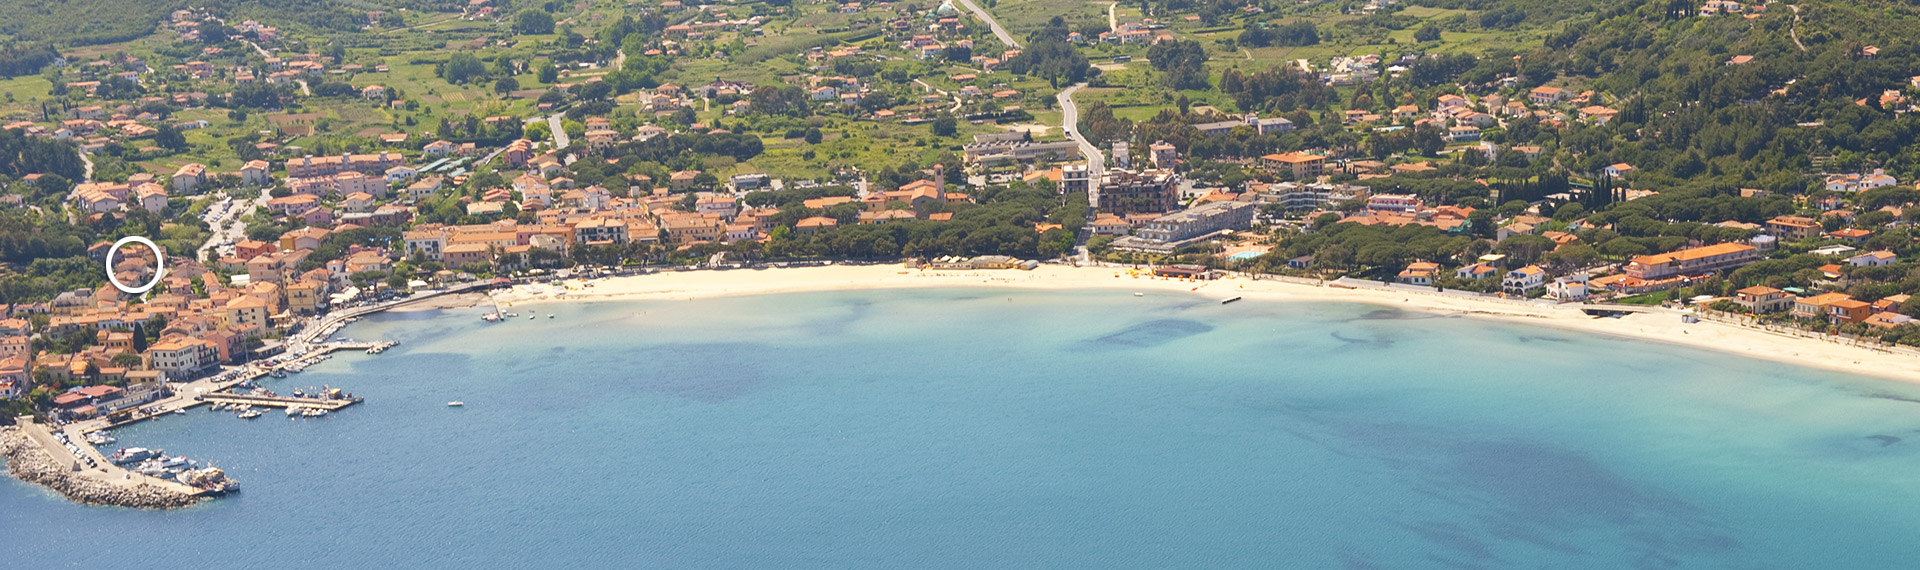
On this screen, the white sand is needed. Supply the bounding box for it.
[488,264,1920,384]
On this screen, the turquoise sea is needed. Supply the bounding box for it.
[5,288,1920,568]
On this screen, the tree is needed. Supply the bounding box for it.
[578,81,613,101]
[1147,40,1210,90]
[536,60,558,83]
[111,352,143,368]
[438,53,487,84]
[1414,26,1442,42]
[495,77,520,94]
[804,127,823,144]
[514,9,557,35]
[1494,235,1554,266]
[153,125,187,152]
[931,114,957,137]
[196,21,228,44]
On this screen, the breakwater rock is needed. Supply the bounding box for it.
[0,427,200,509]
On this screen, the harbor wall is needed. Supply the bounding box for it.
[0,427,200,509]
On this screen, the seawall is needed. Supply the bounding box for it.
[0,426,200,509]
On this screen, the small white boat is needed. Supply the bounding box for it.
[447,401,464,407]
[285,407,300,416]
[1134,292,1144,297]
[238,410,263,419]
[548,314,555,319]
[172,408,187,415]
[528,316,535,320]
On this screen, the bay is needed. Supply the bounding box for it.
[4,288,1919,568]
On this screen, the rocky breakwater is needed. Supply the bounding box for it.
[0,426,200,509]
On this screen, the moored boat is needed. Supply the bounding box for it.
[111,447,156,464]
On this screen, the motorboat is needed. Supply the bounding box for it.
[285,407,300,416]
[238,409,263,419]
[1221,296,1242,304]
[447,401,464,407]
[135,460,172,476]
[112,448,156,464]
[172,408,187,415]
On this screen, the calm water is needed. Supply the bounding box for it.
[5,288,1920,568]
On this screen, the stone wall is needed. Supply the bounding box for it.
[0,427,200,509]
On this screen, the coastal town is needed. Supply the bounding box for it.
[2,0,1920,509]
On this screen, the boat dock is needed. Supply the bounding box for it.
[201,393,357,411]
[16,419,210,497]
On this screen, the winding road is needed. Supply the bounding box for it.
[955,0,1107,193]
[1788,5,1807,52]
[1057,84,1105,178]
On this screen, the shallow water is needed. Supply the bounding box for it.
[4,288,1918,568]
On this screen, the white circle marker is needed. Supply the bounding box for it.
[106,236,166,294]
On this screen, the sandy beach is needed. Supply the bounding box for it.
[485,264,1920,385]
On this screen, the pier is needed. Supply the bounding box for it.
[9,338,400,505]
[2,276,466,509]
[201,393,357,410]
[2,419,210,505]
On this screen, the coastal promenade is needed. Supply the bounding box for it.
[295,279,502,345]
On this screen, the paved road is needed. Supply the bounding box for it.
[1057,83,1106,175]
[958,0,1105,205]
[954,0,1019,48]
[79,151,93,182]
[547,114,569,150]
[1788,5,1807,51]
[1108,2,1118,30]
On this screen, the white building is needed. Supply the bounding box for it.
[1502,265,1547,295]
[1547,274,1589,301]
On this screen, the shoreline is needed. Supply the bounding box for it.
[483,264,1920,385]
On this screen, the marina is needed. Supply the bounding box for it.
[6,338,398,507]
